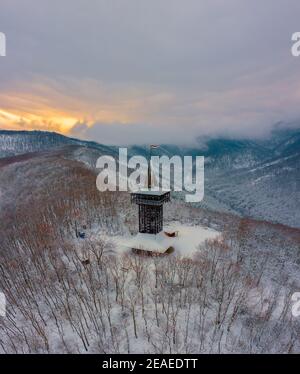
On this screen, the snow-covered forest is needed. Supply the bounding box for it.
[0,150,299,353]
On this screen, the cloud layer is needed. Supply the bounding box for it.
[0,0,300,144]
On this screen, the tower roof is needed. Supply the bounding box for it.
[131,190,170,196]
[131,190,170,206]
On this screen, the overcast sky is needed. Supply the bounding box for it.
[0,0,300,144]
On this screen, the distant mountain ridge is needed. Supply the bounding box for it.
[0,130,118,159]
[1,127,299,165]
[0,126,299,227]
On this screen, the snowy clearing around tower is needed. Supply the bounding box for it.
[110,222,221,258]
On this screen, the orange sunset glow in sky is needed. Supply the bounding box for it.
[1,0,300,144]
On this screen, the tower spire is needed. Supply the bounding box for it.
[148,145,158,189]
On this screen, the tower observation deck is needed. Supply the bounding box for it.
[131,190,170,234]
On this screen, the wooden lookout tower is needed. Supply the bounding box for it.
[130,146,174,255]
[131,190,170,234]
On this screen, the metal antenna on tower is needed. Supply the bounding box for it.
[148,145,158,189]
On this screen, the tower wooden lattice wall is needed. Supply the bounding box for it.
[131,191,170,235]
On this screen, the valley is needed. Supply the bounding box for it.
[0,128,299,353]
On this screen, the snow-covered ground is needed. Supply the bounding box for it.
[0,130,299,353]
[85,222,221,259]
